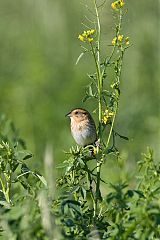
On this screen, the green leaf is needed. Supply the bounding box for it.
[88,84,93,96]
[21,164,30,175]
[16,150,33,161]
[65,219,74,227]
[23,153,33,160]
[0,200,11,209]
[82,94,91,103]
[12,162,19,172]
[126,190,134,198]
[76,52,84,65]
[134,190,145,198]
[56,162,68,169]
[115,131,129,141]
[35,173,48,187]
[81,187,86,199]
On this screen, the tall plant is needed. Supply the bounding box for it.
[55,0,130,238]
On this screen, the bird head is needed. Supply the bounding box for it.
[66,108,90,123]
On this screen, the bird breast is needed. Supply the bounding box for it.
[71,119,96,146]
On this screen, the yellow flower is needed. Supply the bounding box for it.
[112,37,117,46]
[78,35,85,42]
[90,29,95,35]
[78,29,96,43]
[118,35,123,42]
[120,0,125,7]
[102,116,108,125]
[125,37,130,45]
[112,35,128,46]
[111,0,125,10]
[111,2,118,10]
[88,38,93,42]
[93,147,97,156]
[102,110,114,125]
[111,82,118,89]
[82,31,87,37]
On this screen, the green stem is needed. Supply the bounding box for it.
[93,0,100,63]
[0,172,12,204]
[105,10,124,148]
[106,51,124,148]
[95,161,102,214]
[106,105,118,147]
[5,171,12,204]
[93,0,103,139]
[92,0,103,218]
[101,9,122,78]
[90,42,102,139]
[90,43,100,80]
[103,46,115,70]
[0,176,6,196]
[84,162,96,217]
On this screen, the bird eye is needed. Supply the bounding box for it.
[75,111,79,115]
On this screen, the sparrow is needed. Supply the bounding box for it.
[66,108,97,147]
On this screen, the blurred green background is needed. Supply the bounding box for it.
[0,0,159,175]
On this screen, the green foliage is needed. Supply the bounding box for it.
[106,148,160,239]
[54,146,109,239]
[0,116,51,239]
[55,148,160,239]
[1,122,160,239]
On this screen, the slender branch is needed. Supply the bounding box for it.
[90,42,100,78]
[90,42,102,139]
[106,51,124,148]
[102,9,123,79]
[0,172,12,204]
[84,162,96,217]
[94,0,101,63]
[0,176,6,196]
[102,44,116,78]
[93,0,103,140]
[105,10,124,148]
[94,0,103,139]
[97,0,107,9]
[106,105,118,147]
[91,0,104,218]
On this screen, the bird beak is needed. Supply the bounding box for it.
[65,111,71,117]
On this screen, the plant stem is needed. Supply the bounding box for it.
[94,0,103,139]
[105,10,124,148]
[92,0,103,217]
[84,162,96,217]
[106,105,118,147]
[5,171,12,204]
[0,176,6,196]
[90,42,102,139]
[0,172,11,204]
[93,0,100,62]
[95,161,102,215]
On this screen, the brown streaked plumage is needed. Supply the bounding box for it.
[66,108,97,147]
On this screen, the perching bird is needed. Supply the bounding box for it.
[66,108,97,147]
